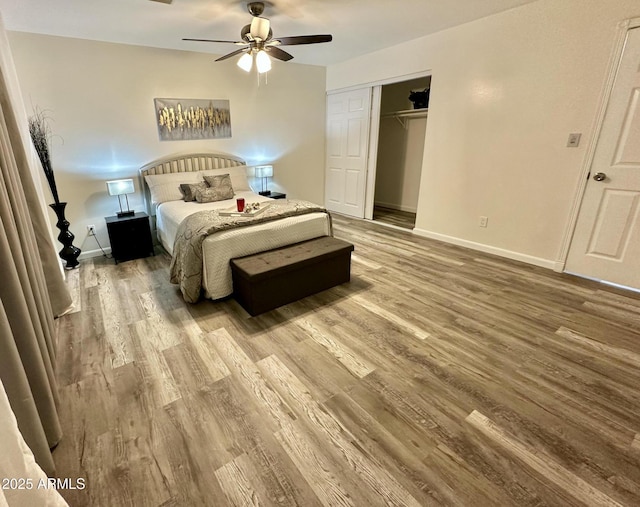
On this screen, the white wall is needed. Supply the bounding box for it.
[8,33,326,255]
[328,0,640,267]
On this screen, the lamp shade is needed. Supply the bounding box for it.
[237,52,253,72]
[256,50,271,74]
[254,165,273,178]
[106,179,135,196]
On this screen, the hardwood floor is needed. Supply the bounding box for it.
[373,205,416,229]
[53,214,640,506]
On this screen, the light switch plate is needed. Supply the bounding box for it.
[567,133,581,147]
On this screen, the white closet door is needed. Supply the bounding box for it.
[325,88,372,218]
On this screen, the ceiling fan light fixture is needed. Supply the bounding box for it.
[183,1,333,75]
[256,50,271,73]
[237,52,253,72]
[250,17,270,41]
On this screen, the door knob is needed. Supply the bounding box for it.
[593,172,607,181]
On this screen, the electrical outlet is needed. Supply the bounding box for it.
[87,224,96,235]
[479,216,488,228]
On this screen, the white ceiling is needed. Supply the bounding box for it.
[0,0,539,66]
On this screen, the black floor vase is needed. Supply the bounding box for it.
[49,202,81,269]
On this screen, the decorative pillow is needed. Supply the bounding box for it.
[144,172,202,205]
[202,173,235,200]
[179,181,209,202]
[201,166,251,192]
[195,186,233,203]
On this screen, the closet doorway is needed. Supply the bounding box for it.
[372,77,430,230]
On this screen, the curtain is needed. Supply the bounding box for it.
[0,12,73,477]
[0,374,68,506]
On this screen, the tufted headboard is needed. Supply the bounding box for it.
[139,152,246,216]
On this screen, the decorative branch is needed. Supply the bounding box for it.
[28,108,60,204]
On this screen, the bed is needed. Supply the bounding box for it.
[139,152,332,301]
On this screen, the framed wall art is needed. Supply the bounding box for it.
[154,98,232,141]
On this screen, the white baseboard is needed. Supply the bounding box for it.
[412,228,556,270]
[374,201,417,214]
[78,247,111,260]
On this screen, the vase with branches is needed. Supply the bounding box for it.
[28,109,80,269]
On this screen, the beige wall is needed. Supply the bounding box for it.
[8,33,326,255]
[327,0,640,268]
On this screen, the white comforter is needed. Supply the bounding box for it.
[156,191,332,299]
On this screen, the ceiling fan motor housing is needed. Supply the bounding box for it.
[247,2,265,17]
[241,23,272,42]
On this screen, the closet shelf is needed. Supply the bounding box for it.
[381,108,428,128]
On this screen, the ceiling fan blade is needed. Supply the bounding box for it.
[250,17,270,41]
[274,35,333,46]
[215,48,249,62]
[182,38,248,45]
[267,46,294,62]
[149,0,172,3]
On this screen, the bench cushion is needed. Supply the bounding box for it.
[230,236,354,315]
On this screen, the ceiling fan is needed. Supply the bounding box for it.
[182,2,333,73]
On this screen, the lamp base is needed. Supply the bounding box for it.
[258,190,271,196]
[116,210,135,218]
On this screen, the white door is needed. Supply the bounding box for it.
[325,88,372,217]
[565,26,640,289]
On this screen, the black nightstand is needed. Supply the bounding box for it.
[269,192,287,200]
[105,212,154,264]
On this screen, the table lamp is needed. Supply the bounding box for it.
[106,178,135,218]
[255,165,273,196]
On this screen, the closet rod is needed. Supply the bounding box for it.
[381,108,428,128]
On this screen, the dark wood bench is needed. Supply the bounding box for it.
[230,236,354,316]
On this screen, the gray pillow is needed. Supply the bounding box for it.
[196,181,235,203]
[179,181,209,202]
[201,174,235,201]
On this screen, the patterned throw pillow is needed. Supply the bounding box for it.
[179,182,209,202]
[199,174,235,202]
[195,186,233,203]
[200,166,251,192]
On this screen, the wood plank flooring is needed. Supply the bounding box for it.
[373,205,416,229]
[53,214,640,506]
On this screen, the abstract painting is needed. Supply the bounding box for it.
[154,98,231,141]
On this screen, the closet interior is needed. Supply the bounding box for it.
[373,76,430,229]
